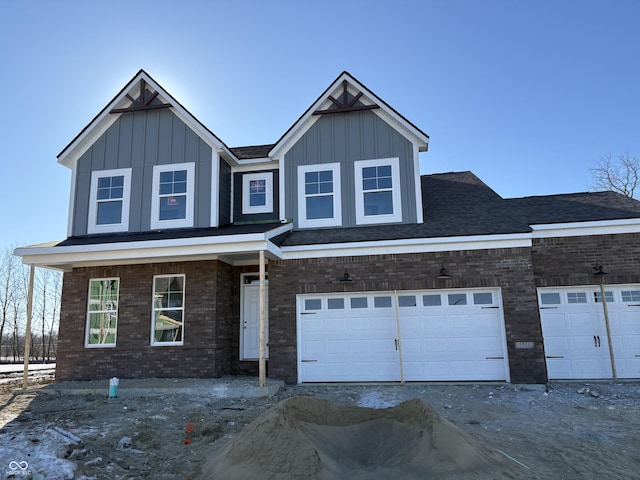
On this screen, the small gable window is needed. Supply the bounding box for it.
[297,163,342,228]
[151,163,195,229]
[242,172,273,214]
[87,168,132,234]
[354,158,402,225]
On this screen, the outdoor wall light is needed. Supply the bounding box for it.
[437,267,450,279]
[593,265,608,276]
[340,270,353,283]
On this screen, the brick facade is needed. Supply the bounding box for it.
[269,248,547,384]
[56,232,640,384]
[56,260,260,381]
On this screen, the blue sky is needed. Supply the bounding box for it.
[2,0,639,249]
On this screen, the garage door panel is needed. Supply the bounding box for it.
[299,289,508,383]
[540,285,640,380]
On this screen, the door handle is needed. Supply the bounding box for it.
[395,339,398,351]
[597,335,601,348]
[594,335,597,347]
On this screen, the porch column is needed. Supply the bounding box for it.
[22,265,35,389]
[259,250,267,387]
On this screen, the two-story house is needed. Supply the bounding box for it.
[15,70,640,384]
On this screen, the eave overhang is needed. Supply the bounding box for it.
[14,223,292,271]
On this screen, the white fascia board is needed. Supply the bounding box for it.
[15,223,291,267]
[232,161,280,173]
[281,233,532,260]
[413,144,423,224]
[531,218,640,238]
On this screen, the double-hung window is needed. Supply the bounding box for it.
[297,163,341,228]
[152,274,185,345]
[242,172,273,214]
[354,158,402,225]
[85,278,119,347]
[87,168,132,234]
[150,163,195,229]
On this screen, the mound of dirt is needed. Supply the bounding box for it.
[198,396,514,479]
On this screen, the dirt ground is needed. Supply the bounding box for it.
[0,377,639,479]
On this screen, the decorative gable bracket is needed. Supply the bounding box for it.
[313,80,379,116]
[110,79,172,114]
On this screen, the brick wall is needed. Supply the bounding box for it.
[533,233,640,287]
[56,260,243,381]
[269,248,547,384]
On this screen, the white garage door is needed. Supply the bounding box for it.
[539,285,640,380]
[297,289,509,383]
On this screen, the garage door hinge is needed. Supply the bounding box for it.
[301,312,316,315]
[481,306,499,309]
[540,307,558,309]
[301,359,318,363]
[485,356,504,360]
[546,356,564,359]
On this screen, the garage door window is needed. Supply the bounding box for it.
[448,293,467,306]
[351,297,368,309]
[398,295,417,307]
[621,290,640,302]
[328,298,345,310]
[473,293,493,305]
[540,293,561,305]
[374,296,392,308]
[304,299,322,311]
[594,291,614,303]
[423,294,442,306]
[567,292,587,304]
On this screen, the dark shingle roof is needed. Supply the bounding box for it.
[281,171,640,247]
[229,145,274,159]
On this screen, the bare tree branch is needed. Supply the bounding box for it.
[590,153,640,198]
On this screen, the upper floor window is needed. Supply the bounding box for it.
[87,168,132,234]
[242,172,273,214]
[354,158,402,225]
[85,278,119,347]
[297,163,342,228]
[150,163,195,229]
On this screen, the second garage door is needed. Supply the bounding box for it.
[297,288,509,383]
[539,285,640,380]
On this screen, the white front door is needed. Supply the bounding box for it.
[241,283,268,360]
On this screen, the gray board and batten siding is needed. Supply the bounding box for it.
[284,110,417,229]
[73,109,213,236]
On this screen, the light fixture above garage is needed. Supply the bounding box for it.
[340,270,353,283]
[593,265,608,276]
[437,267,450,279]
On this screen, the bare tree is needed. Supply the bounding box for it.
[590,153,640,199]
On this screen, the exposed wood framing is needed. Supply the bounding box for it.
[110,79,171,114]
[313,80,379,115]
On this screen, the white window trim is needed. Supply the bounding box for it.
[85,277,119,348]
[354,157,402,225]
[151,274,186,347]
[297,163,342,228]
[87,168,132,234]
[150,163,195,230]
[242,172,274,215]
